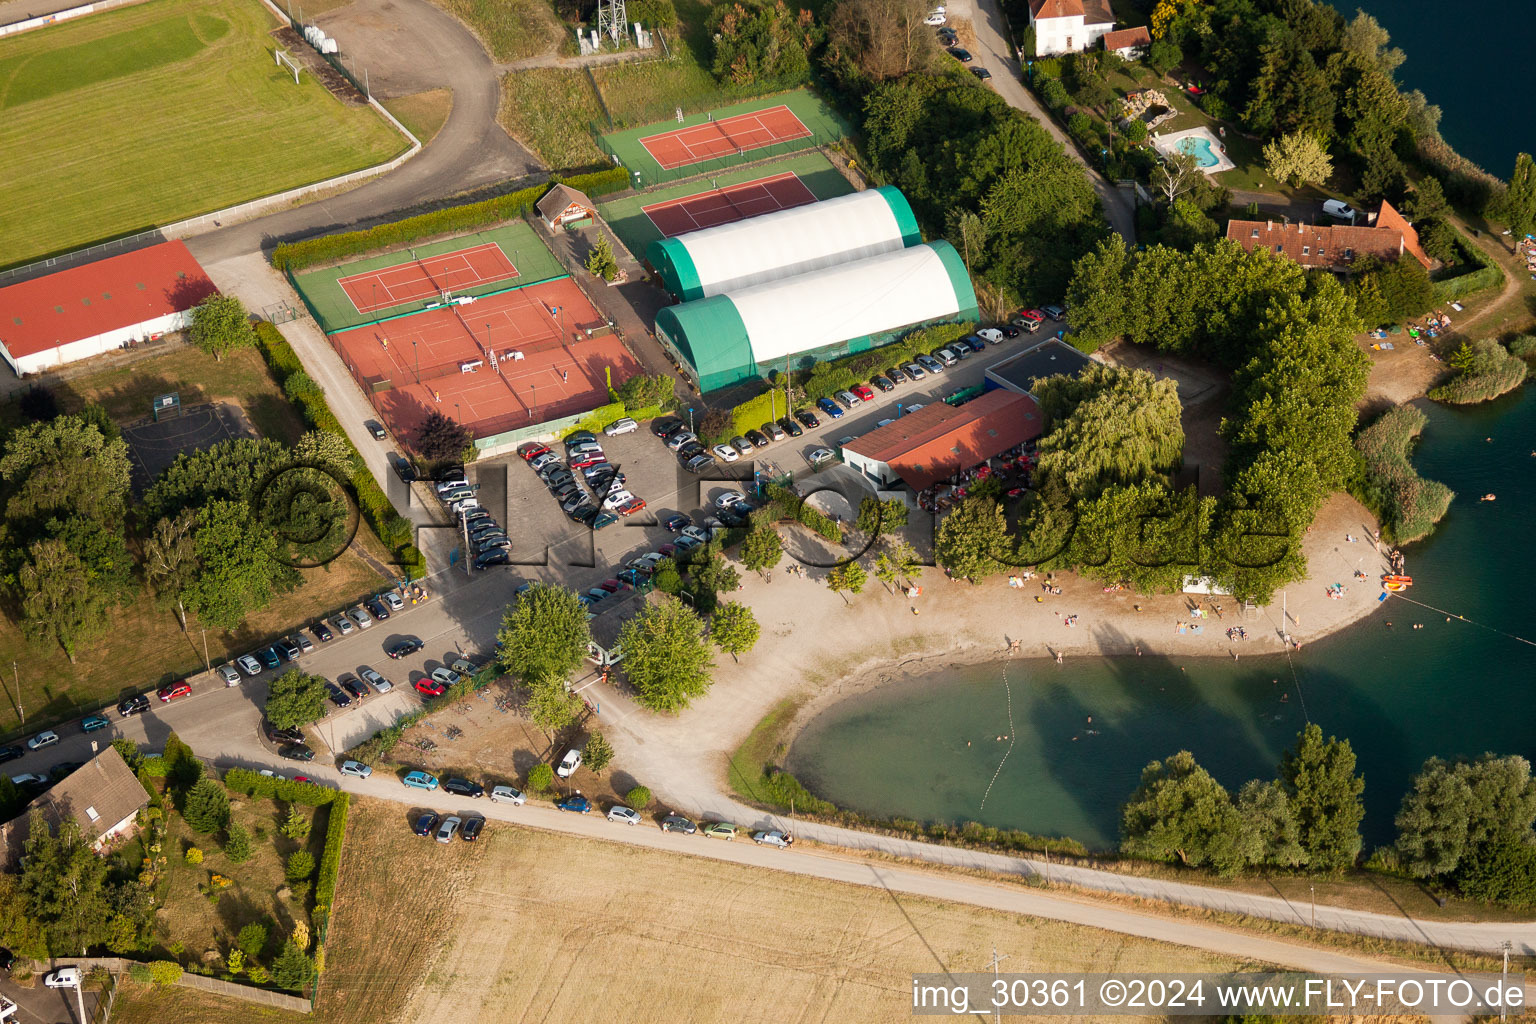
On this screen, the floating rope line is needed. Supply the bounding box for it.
[979,654,1018,811]
[1282,643,1311,725]
[1387,592,1536,648]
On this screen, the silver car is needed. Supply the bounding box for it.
[332,615,355,636]
[351,606,373,629]
[340,760,372,779]
[359,667,392,693]
[490,785,526,805]
[435,815,462,844]
[218,664,242,686]
[607,805,641,825]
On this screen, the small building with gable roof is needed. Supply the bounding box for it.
[536,184,598,232]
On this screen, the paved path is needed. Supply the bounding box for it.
[185,0,539,267]
[965,0,1136,244]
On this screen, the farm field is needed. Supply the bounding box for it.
[0,0,405,268]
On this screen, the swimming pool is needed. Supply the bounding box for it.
[1177,135,1220,168]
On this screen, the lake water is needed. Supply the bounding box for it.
[789,389,1536,849]
[1340,0,1531,176]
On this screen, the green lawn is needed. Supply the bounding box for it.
[0,0,406,268]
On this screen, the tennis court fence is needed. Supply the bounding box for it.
[592,127,847,188]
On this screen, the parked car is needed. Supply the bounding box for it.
[651,416,684,437]
[44,968,81,989]
[1322,199,1356,222]
[382,591,404,613]
[683,454,714,474]
[904,361,928,378]
[1042,304,1067,321]
[660,814,697,834]
[81,714,110,733]
[360,667,392,693]
[10,773,48,788]
[490,785,526,805]
[412,812,440,837]
[916,354,944,374]
[516,441,549,460]
[615,496,647,517]
[794,408,821,428]
[325,682,352,708]
[970,66,992,80]
[924,8,945,24]
[745,429,770,448]
[701,821,739,841]
[976,328,1003,345]
[556,794,591,814]
[218,664,242,686]
[387,638,424,659]
[461,816,485,841]
[275,637,301,662]
[1000,324,1021,338]
[265,721,304,745]
[26,730,59,751]
[777,416,804,437]
[711,443,740,463]
[809,447,837,467]
[474,550,512,570]
[414,677,448,698]
[607,805,642,825]
[280,744,315,762]
[332,615,355,637]
[870,375,894,393]
[753,830,792,849]
[442,777,484,798]
[932,347,958,366]
[0,746,23,765]
[232,654,261,678]
[665,431,698,452]
[760,421,786,442]
[157,681,192,702]
[364,598,390,621]
[402,771,438,791]
[340,760,372,779]
[852,383,875,402]
[886,365,908,383]
[937,25,956,43]
[947,46,972,61]
[435,815,462,844]
[117,694,151,718]
[341,676,369,701]
[312,621,333,642]
[392,456,416,483]
[816,397,844,419]
[1012,308,1045,331]
[257,646,281,669]
[604,417,639,436]
[556,748,583,777]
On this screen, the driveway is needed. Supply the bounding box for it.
[964,0,1137,243]
[0,976,97,1024]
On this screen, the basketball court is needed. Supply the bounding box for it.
[337,243,521,315]
[640,171,818,237]
[121,400,252,494]
[328,277,641,442]
[639,105,812,170]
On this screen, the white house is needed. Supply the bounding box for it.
[1029,0,1115,56]
[0,240,216,377]
[1102,25,1151,58]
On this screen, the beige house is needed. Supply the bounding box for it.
[1,746,148,868]
[1029,0,1115,56]
[536,184,598,231]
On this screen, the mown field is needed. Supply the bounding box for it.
[0,0,405,267]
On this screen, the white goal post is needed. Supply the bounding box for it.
[275,48,301,84]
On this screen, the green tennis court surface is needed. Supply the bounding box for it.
[596,88,851,188]
[597,150,854,261]
[289,221,562,335]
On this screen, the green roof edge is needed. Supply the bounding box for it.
[646,236,705,300]
[874,185,923,247]
[929,240,979,320]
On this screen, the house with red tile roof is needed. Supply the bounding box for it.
[1029,0,1115,55]
[0,240,216,376]
[841,389,1044,492]
[1224,201,1433,274]
[1102,25,1151,57]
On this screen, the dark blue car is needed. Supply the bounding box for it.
[257,646,281,670]
[816,397,844,419]
[556,794,591,813]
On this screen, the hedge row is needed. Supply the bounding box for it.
[253,322,422,578]
[269,169,630,272]
[312,793,349,934]
[760,484,842,542]
[224,767,342,806]
[555,401,665,440]
[1432,235,1502,301]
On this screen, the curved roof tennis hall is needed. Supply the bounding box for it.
[647,186,922,301]
[654,241,978,392]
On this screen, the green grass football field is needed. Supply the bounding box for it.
[0,0,407,268]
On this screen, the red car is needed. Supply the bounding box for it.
[414,677,448,698]
[516,442,550,461]
[570,453,607,470]
[1012,309,1045,332]
[157,681,192,702]
[852,384,875,402]
[616,497,647,517]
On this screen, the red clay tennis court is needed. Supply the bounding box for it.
[329,278,641,442]
[337,243,521,315]
[639,105,812,171]
[641,172,819,236]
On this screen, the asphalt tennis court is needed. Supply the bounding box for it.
[597,150,854,259]
[329,277,641,443]
[597,88,850,187]
[290,221,562,334]
[122,402,251,494]
[641,171,817,236]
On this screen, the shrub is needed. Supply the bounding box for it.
[1040,77,1071,110]
[1507,334,1536,358]
[247,965,270,985]
[227,949,245,975]
[237,922,269,961]
[1033,56,1062,79]
[1428,339,1529,404]
[223,821,252,864]
[1122,118,1148,144]
[223,768,340,806]
[1066,111,1094,139]
[184,847,203,865]
[138,754,168,778]
[760,768,836,815]
[1354,405,1455,543]
[584,732,615,774]
[313,794,349,914]
[129,963,152,983]
[527,763,555,793]
[271,940,313,992]
[281,806,312,841]
[149,961,183,985]
[285,850,315,884]
[181,778,230,833]
[110,738,142,773]
[1455,840,1536,906]
[626,785,652,810]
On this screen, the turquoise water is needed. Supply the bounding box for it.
[789,390,1536,849]
[1177,135,1220,169]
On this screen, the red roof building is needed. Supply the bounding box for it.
[1102,25,1151,55]
[0,240,216,376]
[842,389,1044,491]
[1225,201,1433,273]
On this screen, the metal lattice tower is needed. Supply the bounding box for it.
[596,0,626,45]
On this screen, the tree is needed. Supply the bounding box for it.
[626,785,652,810]
[827,0,932,83]
[584,237,619,282]
[739,527,783,574]
[1120,751,1248,874]
[584,732,615,774]
[263,670,328,730]
[710,601,760,660]
[182,778,230,834]
[415,411,471,463]
[873,552,899,594]
[1394,757,1473,877]
[497,584,591,683]
[284,850,315,884]
[524,672,581,739]
[184,500,296,631]
[18,538,105,663]
[237,921,268,960]
[1034,365,1184,500]
[18,815,113,955]
[1489,152,1536,238]
[224,822,253,864]
[707,0,819,87]
[825,561,868,603]
[693,553,741,596]
[272,939,313,992]
[1235,779,1307,868]
[1455,840,1536,906]
[1262,131,1332,187]
[1153,148,1201,204]
[293,430,355,473]
[281,806,312,841]
[1340,10,1404,78]
[934,497,1009,582]
[188,293,253,362]
[1278,724,1365,872]
[526,763,555,794]
[1146,37,1181,75]
[1161,197,1220,250]
[618,597,715,713]
[0,414,132,525]
[950,209,987,271]
[1064,235,1130,352]
[616,373,673,411]
[143,511,198,630]
[1404,175,1448,222]
[109,739,141,774]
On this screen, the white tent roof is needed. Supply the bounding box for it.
[678,189,909,298]
[729,244,962,364]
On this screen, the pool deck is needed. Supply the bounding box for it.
[1152,126,1236,174]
